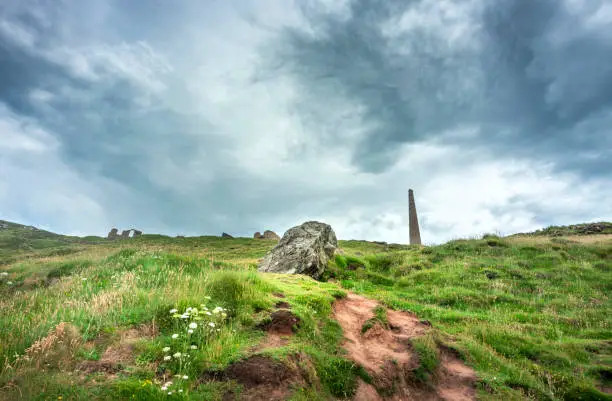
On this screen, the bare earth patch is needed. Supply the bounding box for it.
[78,323,158,375]
[333,293,477,401]
[219,353,317,401]
[254,301,300,351]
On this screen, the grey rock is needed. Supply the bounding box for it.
[221,232,233,239]
[254,232,263,239]
[262,230,280,240]
[258,221,337,279]
[107,228,119,239]
[121,230,130,238]
[132,230,142,237]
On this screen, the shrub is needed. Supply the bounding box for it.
[316,356,360,398]
[364,254,401,273]
[47,260,92,279]
[364,271,394,286]
[411,334,440,384]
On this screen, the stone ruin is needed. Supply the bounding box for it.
[107,228,142,240]
[253,230,281,240]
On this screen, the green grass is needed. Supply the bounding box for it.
[0,221,611,400]
[361,305,389,334]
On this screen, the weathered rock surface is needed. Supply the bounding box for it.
[254,230,281,240]
[262,230,280,240]
[221,232,234,239]
[108,228,143,239]
[257,221,337,279]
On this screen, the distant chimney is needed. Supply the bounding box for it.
[408,189,422,245]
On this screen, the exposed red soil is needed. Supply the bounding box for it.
[226,355,294,387]
[275,301,291,309]
[332,293,477,401]
[221,353,314,401]
[263,309,301,335]
[253,302,299,351]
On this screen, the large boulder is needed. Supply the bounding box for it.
[257,221,337,279]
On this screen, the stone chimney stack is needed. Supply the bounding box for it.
[408,189,422,245]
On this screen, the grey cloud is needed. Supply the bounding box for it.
[266,0,612,176]
[1,0,610,243]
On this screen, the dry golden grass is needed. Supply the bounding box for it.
[16,322,82,371]
[506,233,612,245]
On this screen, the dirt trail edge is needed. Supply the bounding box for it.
[332,293,477,401]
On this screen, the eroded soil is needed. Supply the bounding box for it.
[333,293,477,401]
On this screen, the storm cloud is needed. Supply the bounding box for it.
[0,0,610,243]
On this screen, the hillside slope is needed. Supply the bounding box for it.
[0,223,610,400]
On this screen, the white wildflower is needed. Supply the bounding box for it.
[81,278,87,281]
[164,356,171,361]
[168,391,172,395]
[205,311,212,316]
[180,314,189,319]
[163,347,171,352]
[169,309,178,314]
[0,272,8,276]
[190,345,197,349]
[7,281,12,285]
[187,329,193,334]
[188,322,197,329]
[172,334,179,339]
[173,352,181,358]
[204,296,211,300]
[208,322,215,328]
[186,307,192,312]
[182,375,188,379]
[178,390,183,393]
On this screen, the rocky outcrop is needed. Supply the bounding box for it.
[107,228,143,240]
[257,221,337,279]
[221,232,234,239]
[263,230,280,240]
[254,230,281,240]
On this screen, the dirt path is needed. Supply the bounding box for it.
[332,293,477,401]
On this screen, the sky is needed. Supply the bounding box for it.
[1,0,611,245]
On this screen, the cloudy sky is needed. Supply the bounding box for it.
[1,0,611,244]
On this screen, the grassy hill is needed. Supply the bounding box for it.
[513,222,612,237]
[0,221,610,400]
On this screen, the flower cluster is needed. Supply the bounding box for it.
[158,298,228,395]
[0,272,12,285]
[160,377,188,395]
